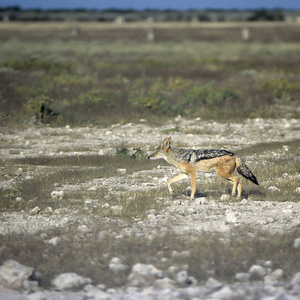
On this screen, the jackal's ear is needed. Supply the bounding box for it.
[162,137,171,148]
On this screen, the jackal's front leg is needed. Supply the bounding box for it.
[189,170,196,200]
[167,173,189,196]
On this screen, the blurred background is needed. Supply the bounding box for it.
[0,1,299,125]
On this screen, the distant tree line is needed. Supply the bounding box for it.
[0,6,298,22]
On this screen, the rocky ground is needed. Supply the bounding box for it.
[0,117,299,299]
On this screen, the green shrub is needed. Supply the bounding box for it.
[129,95,170,112]
[116,146,129,158]
[116,146,145,160]
[128,78,171,114]
[178,85,241,115]
[46,73,93,87]
[167,77,191,91]
[15,81,53,98]
[261,77,299,104]
[130,147,145,160]
[26,95,52,114]
[2,57,72,72]
[70,89,118,107]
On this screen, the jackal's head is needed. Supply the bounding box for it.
[148,137,171,160]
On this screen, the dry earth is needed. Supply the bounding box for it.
[0,117,299,299]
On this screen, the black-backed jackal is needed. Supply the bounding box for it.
[148,137,259,200]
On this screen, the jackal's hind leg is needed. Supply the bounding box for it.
[216,164,241,198]
[167,173,188,196]
[230,176,239,196]
[228,176,242,198]
[237,182,242,199]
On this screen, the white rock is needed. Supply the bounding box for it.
[171,251,180,258]
[167,266,180,276]
[294,187,300,194]
[235,272,250,282]
[290,272,300,292]
[220,194,231,201]
[43,207,53,215]
[293,238,300,249]
[131,263,163,277]
[15,168,23,176]
[271,269,284,280]
[110,205,123,216]
[87,187,97,191]
[267,186,280,192]
[241,198,248,204]
[175,115,182,122]
[205,277,223,290]
[29,206,40,215]
[109,257,128,272]
[154,277,176,288]
[51,190,64,200]
[249,265,267,279]
[226,209,237,224]
[256,219,267,225]
[176,270,189,285]
[84,284,107,298]
[44,237,62,246]
[52,272,92,290]
[0,260,37,290]
[127,264,163,287]
[210,286,234,300]
[147,214,156,221]
[186,207,197,214]
[263,260,273,268]
[117,168,127,174]
[181,250,190,257]
[78,225,89,233]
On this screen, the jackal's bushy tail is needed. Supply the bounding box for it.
[236,157,259,185]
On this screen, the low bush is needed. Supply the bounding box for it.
[70,89,118,107]
[261,77,300,104]
[25,95,53,114]
[2,57,72,72]
[128,77,171,114]
[177,85,241,116]
[116,146,146,160]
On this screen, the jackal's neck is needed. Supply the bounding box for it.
[166,146,184,167]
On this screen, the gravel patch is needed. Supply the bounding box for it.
[0,117,299,299]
